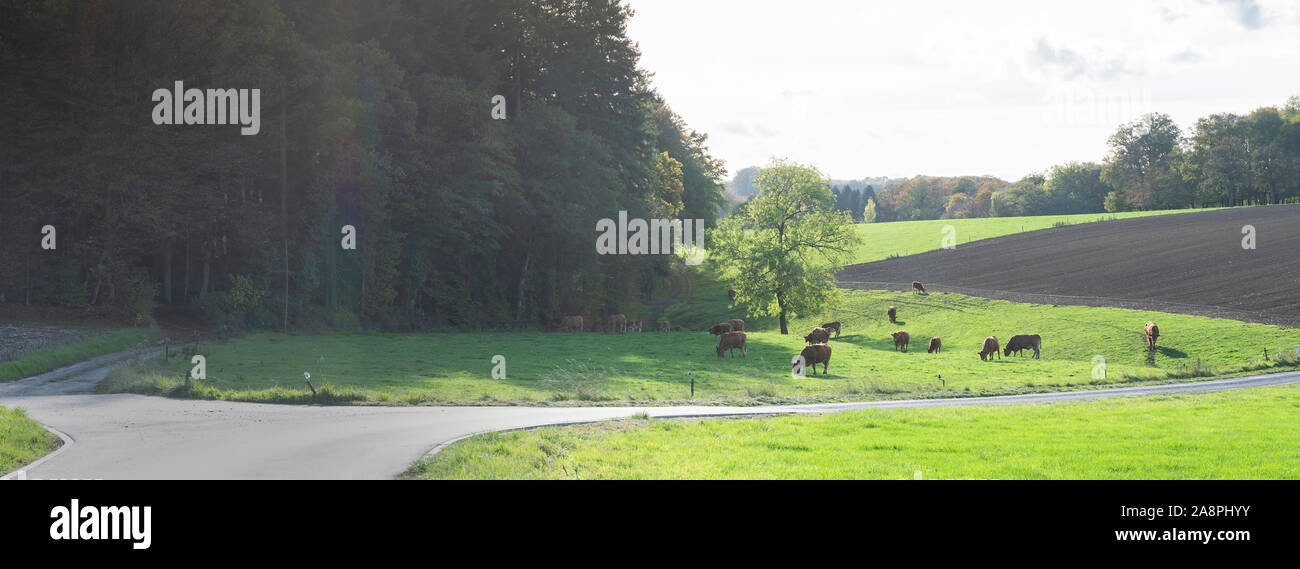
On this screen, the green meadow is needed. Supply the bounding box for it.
[851,208,1223,263]
[403,383,1300,480]
[99,288,1300,406]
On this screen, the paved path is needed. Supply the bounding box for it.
[3,352,1298,479]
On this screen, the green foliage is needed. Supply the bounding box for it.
[712,161,861,333]
[0,1,726,332]
[862,198,877,223]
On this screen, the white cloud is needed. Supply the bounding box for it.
[626,0,1300,180]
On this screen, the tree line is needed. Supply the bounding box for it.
[730,97,1300,223]
[0,0,726,332]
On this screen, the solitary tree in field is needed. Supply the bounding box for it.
[711,160,860,335]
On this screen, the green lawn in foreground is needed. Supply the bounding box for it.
[852,208,1225,264]
[0,407,60,475]
[98,289,1300,406]
[0,326,164,382]
[403,384,1300,479]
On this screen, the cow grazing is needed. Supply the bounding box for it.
[561,315,584,332]
[658,321,671,332]
[709,322,734,336]
[887,306,897,324]
[927,337,942,353]
[716,331,747,358]
[805,327,831,345]
[728,319,745,332]
[1144,321,1160,351]
[820,321,841,337]
[1003,334,1042,359]
[796,344,832,375]
[978,336,1000,361]
[892,330,910,352]
[607,314,628,333]
[912,281,926,294]
[628,320,642,333]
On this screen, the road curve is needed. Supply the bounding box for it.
[2,353,1298,479]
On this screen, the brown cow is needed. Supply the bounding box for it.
[805,327,831,345]
[709,322,734,336]
[1144,321,1160,351]
[912,281,926,294]
[560,315,584,332]
[628,320,643,333]
[887,306,897,324]
[728,319,745,332]
[728,289,736,301]
[892,330,910,352]
[607,314,628,333]
[658,321,671,332]
[978,336,1000,361]
[796,344,832,375]
[927,337,942,353]
[820,321,841,337]
[1003,334,1042,359]
[716,331,747,358]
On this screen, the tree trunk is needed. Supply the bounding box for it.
[281,101,289,331]
[777,290,789,335]
[183,232,191,304]
[163,241,173,304]
[200,246,210,299]
[515,253,530,322]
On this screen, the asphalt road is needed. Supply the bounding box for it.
[3,350,1298,479]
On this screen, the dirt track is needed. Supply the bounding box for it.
[838,205,1300,328]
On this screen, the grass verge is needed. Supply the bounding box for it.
[0,407,61,475]
[403,383,1300,479]
[0,326,164,382]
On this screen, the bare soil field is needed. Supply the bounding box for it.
[838,205,1300,328]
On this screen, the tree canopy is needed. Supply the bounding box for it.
[0,0,726,331]
[711,160,860,335]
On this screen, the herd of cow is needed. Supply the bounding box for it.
[556,282,1165,379]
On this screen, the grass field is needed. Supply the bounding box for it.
[0,326,164,382]
[402,383,1300,479]
[0,407,61,475]
[98,288,1300,406]
[851,208,1223,264]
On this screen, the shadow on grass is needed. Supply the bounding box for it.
[1157,346,1188,359]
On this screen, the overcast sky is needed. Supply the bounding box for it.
[625,0,1300,181]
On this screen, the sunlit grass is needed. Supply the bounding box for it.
[851,208,1226,264]
[98,288,1300,406]
[0,407,60,475]
[403,384,1300,479]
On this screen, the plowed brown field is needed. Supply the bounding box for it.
[838,205,1300,327]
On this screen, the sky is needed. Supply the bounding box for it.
[624,0,1300,182]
